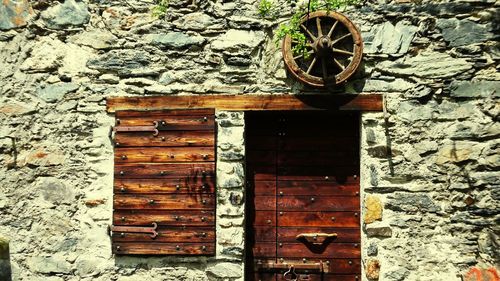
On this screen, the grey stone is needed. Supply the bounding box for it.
[385,268,410,281]
[87,50,153,76]
[206,262,242,278]
[365,222,393,237]
[35,177,74,204]
[0,0,32,30]
[386,193,441,213]
[147,32,205,49]
[377,51,472,78]
[450,80,499,98]
[41,0,90,30]
[437,18,496,47]
[211,29,265,56]
[352,78,414,92]
[75,256,104,277]
[26,256,71,274]
[173,12,219,30]
[69,30,118,49]
[396,101,435,122]
[38,83,79,103]
[366,21,417,54]
[403,84,433,99]
[367,242,378,256]
[478,230,500,262]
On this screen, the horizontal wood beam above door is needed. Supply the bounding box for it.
[106,94,383,113]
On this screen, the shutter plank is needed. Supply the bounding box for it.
[115,178,214,194]
[116,115,215,130]
[113,242,214,255]
[112,226,215,242]
[114,194,215,210]
[113,210,214,226]
[115,163,215,179]
[115,147,215,163]
[114,131,214,147]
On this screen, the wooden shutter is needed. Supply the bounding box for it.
[246,111,361,281]
[111,109,216,255]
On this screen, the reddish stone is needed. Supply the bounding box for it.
[464,267,500,281]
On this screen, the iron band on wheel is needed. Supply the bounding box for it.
[282,10,363,87]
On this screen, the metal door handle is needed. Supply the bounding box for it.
[296,233,337,245]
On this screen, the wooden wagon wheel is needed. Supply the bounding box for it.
[282,11,363,88]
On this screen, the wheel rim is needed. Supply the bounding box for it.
[282,11,363,88]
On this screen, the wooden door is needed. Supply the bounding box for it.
[246,111,361,281]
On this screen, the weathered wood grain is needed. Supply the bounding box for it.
[111,226,215,242]
[114,131,215,147]
[114,194,215,210]
[113,210,215,226]
[112,242,215,255]
[114,147,215,163]
[114,178,214,194]
[115,163,215,179]
[277,196,360,211]
[277,243,361,258]
[107,94,383,112]
[278,212,360,227]
[277,180,359,196]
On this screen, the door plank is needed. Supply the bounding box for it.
[254,211,277,226]
[278,180,359,196]
[277,243,361,258]
[116,115,215,130]
[278,212,359,227]
[278,227,360,243]
[255,196,277,211]
[252,181,276,196]
[277,196,360,211]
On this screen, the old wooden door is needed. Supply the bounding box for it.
[246,111,361,281]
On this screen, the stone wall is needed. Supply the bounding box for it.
[0,0,498,280]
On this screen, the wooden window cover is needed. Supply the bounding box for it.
[111,109,216,255]
[245,111,361,281]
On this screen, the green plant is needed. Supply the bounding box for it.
[262,0,360,57]
[152,0,169,18]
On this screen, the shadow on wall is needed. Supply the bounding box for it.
[0,236,12,281]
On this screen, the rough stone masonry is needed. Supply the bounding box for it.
[0,0,498,280]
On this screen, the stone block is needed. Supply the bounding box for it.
[147,32,205,49]
[464,267,500,281]
[26,256,71,274]
[38,83,79,103]
[437,18,496,47]
[386,193,440,213]
[206,262,242,278]
[0,0,33,30]
[377,51,472,79]
[35,177,74,204]
[365,21,417,54]
[436,141,481,165]
[211,29,265,56]
[450,80,500,98]
[365,258,380,280]
[364,195,383,224]
[365,222,393,238]
[41,0,90,30]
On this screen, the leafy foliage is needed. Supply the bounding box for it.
[152,0,169,18]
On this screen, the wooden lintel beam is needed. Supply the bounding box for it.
[106,94,383,113]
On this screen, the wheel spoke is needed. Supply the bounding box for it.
[321,58,328,81]
[331,33,352,45]
[300,24,317,41]
[327,20,339,38]
[333,58,345,70]
[332,47,354,56]
[316,17,323,37]
[306,57,317,74]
